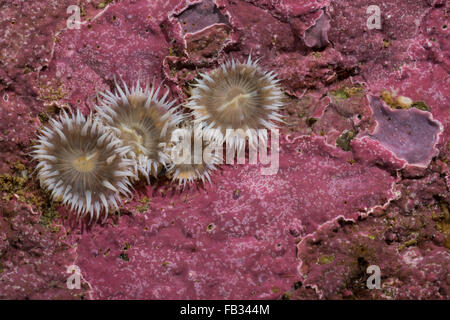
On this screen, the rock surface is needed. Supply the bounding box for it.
[0,0,448,299]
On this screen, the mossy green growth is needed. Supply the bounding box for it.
[331,86,363,99]
[39,80,68,102]
[39,206,60,229]
[435,203,450,249]
[318,255,334,265]
[336,129,357,152]
[381,90,431,112]
[0,162,30,202]
[136,196,151,213]
[398,239,418,251]
[334,88,349,99]
[281,292,291,300]
[168,46,184,58]
[97,1,112,9]
[140,196,151,204]
[1,161,61,229]
[13,161,26,172]
[38,112,50,124]
[411,101,429,111]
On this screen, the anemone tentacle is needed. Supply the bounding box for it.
[95,80,184,182]
[165,125,222,187]
[33,110,134,222]
[186,56,284,152]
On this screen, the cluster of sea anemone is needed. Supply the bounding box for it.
[33,57,284,221]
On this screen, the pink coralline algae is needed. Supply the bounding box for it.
[0,0,449,300]
[71,136,396,299]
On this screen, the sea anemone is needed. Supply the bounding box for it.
[33,110,134,221]
[165,125,222,187]
[186,56,284,151]
[96,80,184,181]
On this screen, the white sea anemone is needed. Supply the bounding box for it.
[96,80,184,181]
[165,125,222,187]
[33,110,134,222]
[186,56,284,151]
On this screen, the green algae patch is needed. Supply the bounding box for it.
[411,101,429,111]
[311,52,322,59]
[39,206,60,229]
[0,161,30,202]
[331,86,364,100]
[398,239,418,252]
[318,255,334,265]
[1,161,61,229]
[13,161,26,172]
[38,112,50,124]
[336,129,357,152]
[97,1,112,9]
[168,46,184,58]
[135,196,152,213]
[381,90,430,112]
[381,90,395,107]
[0,173,27,198]
[281,292,291,300]
[434,203,450,249]
[38,80,68,102]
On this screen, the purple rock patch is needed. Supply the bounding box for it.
[304,10,330,49]
[368,96,442,167]
[177,0,229,34]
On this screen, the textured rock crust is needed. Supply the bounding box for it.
[0,0,448,299]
